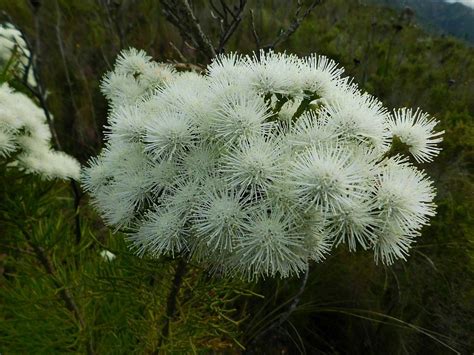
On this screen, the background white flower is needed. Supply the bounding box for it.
[0,84,80,180]
[0,23,37,87]
[100,250,116,262]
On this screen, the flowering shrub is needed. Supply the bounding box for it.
[0,83,80,180]
[82,48,443,279]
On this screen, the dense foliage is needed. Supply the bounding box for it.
[0,0,472,353]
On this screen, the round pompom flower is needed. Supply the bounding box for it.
[374,160,436,233]
[193,186,247,252]
[388,108,444,163]
[372,160,436,264]
[210,92,272,144]
[130,207,189,257]
[222,136,283,198]
[326,198,378,251]
[232,204,308,279]
[0,127,16,157]
[287,144,367,211]
[144,110,196,160]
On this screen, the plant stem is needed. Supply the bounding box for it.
[249,267,309,348]
[71,180,82,244]
[292,92,320,120]
[11,10,84,245]
[154,258,188,354]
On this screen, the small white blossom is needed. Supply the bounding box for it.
[287,144,366,211]
[114,48,152,76]
[107,105,148,143]
[210,92,271,144]
[148,159,180,194]
[233,204,307,279]
[92,186,135,228]
[130,207,188,257]
[389,108,444,163]
[164,179,202,218]
[101,72,147,108]
[100,250,116,262]
[374,223,417,265]
[321,95,391,153]
[287,110,334,151]
[371,160,436,264]
[81,155,110,194]
[207,52,251,90]
[0,127,16,157]
[181,146,219,181]
[301,54,345,96]
[374,161,436,233]
[101,47,175,109]
[246,51,304,96]
[222,136,283,198]
[326,198,377,251]
[300,212,332,262]
[193,186,247,252]
[144,110,197,160]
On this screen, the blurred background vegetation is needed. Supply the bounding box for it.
[0,0,472,353]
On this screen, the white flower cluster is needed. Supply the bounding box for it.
[82,48,443,279]
[0,83,80,180]
[0,23,36,87]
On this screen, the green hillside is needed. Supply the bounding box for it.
[370,0,474,44]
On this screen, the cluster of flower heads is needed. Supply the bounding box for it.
[82,48,443,280]
[0,83,80,180]
[0,23,36,87]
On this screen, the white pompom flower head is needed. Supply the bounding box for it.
[389,108,444,163]
[82,48,444,280]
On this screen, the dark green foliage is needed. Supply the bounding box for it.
[0,169,252,353]
[0,0,472,353]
